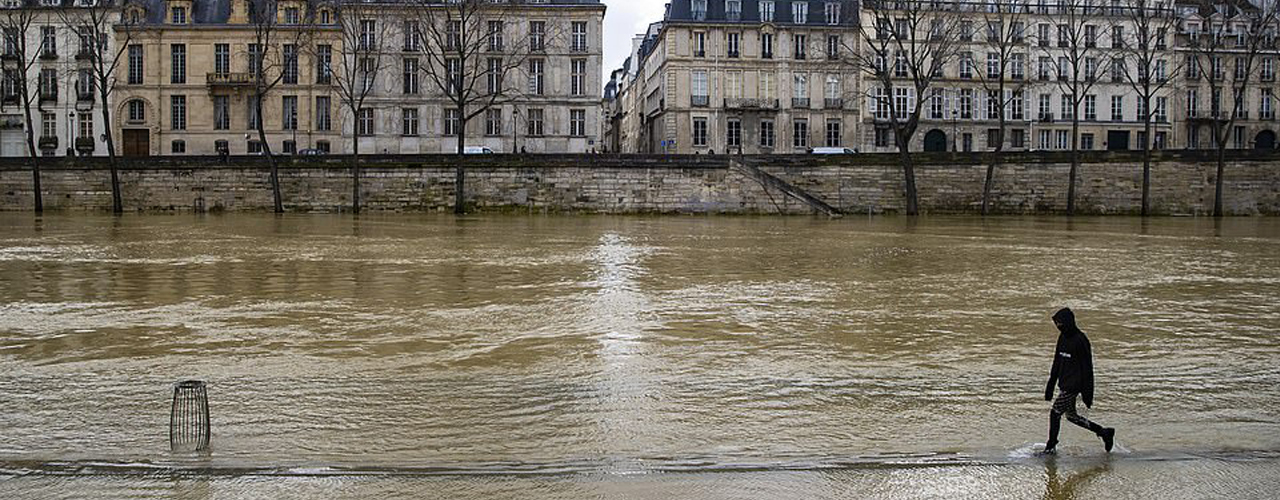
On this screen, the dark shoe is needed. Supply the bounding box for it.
[1100,428,1115,452]
[1043,441,1058,454]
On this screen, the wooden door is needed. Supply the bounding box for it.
[122,129,149,157]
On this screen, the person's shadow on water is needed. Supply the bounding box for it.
[1042,455,1112,500]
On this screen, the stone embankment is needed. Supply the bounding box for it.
[1,152,1276,215]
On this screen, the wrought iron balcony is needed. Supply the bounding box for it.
[824,98,844,109]
[792,97,811,109]
[691,95,709,107]
[724,98,779,110]
[207,72,252,87]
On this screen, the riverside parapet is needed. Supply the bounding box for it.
[1,152,1276,215]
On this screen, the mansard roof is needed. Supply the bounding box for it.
[664,0,858,26]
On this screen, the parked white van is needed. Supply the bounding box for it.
[463,146,495,154]
[809,147,857,154]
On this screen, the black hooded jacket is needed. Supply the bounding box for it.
[1045,308,1095,407]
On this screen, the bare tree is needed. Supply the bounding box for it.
[411,0,539,214]
[849,0,963,216]
[329,1,392,214]
[1117,0,1180,216]
[1040,0,1110,216]
[1187,0,1277,217]
[245,0,316,213]
[974,0,1030,215]
[0,5,41,212]
[59,0,135,214]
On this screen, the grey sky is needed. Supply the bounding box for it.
[602,1,667,81]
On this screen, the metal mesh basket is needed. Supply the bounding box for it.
[170,380,210,453]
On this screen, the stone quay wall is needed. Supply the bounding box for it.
[0,152,1276,215]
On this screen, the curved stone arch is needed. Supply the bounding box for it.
[113,96,158,130]
[1255,130,1276,150]
[923,129,948,152]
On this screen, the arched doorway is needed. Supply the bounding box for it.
[1255,130,1276,150]
[923,129,947,152]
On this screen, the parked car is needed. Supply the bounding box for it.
[463,146,495,154]
[297,148,326,156]
[809,147,857,154]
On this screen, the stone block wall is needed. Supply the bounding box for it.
[0,153,1276,215]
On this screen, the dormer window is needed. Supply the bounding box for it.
[171,6,186,24]
[319,9,332,24]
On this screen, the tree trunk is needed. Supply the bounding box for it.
[20,80,41,213]
[897,143,919,216]
[98,80,122,214]
[1067,117,1080,216]
[255,94,283,213]
[454,106,466,215]
[1213,142,1226,218]
[352,129,361,214]
[1141,114,1152,217]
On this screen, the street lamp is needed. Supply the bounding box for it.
[951,108,959,152]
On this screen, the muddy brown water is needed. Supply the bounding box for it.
[1,214,1277,499]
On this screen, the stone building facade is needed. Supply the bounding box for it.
[617,0,862,154]
[0,0,117,157]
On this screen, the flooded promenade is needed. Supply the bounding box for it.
[1,214,1277,498]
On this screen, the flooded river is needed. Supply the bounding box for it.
[1,214,1278,499]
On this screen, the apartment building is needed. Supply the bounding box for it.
[1176,0,1280,151]
[621,0,861,154]
[1,0,117,157]
[859,0,1178,154]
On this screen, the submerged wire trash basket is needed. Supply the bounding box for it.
[170,380,211,453]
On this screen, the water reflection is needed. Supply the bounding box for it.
[1043,456,1111,500]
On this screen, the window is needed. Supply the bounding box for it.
[315,140,330,153]
[825,2,840,25]
[316,45,332,84]
[485,21,503,51]
[987,129,1000,149]
[38,68,55,99]
[726,0,742,21]
[443,108,458,136]
[1264,58,1275,81]
[315,96,331,131]
[485,108,502,136]
[1010,129,1025,149]
[1111,95,1123,121]
[528,59,544,95]
[282,95,297,130]
[402,108,419,136]
[319,9,332,25]
[1011,53,1025,80]
[570,109,586,136]
[527,108,544,136]
[826,35,839,59]
[530,21,545,51]
[1156,96,1168,122]
[960,89,973,119]
[170,95,186,130]
[284,7,299,24]
[792,119,808,148]
[875,127,891,148]
[929,89,943,119]
[1060,94,1073,120]
[403,58,419,94]
[692,117,708,147]
[571,59,586,96]
[283,44,298,84]
[127,99,145,122]
[793,73,808,107]
[760,0,774,22]
[761,33,774,59]
[793,34,806,60]
[1081,133,1093,150]
[825,120,841,147]
[247,98,259,129]
[128,44,142,84]
[248,44,262,77]
[361,57,375,92]
[694,32,706,57]
[1084,94,1096,121]
[171,140,185,154]
[357,108,373,136]
[792,1,808,23]
[726,71,743,99]
[360,20,376,50]
[960,52,973,78]
[1038,93,1051,120]
[1012,91,1024,120]
[760,119,775,148]
[487,57,503,94]
[1263,89,1274,120]
[446,21,461,50]
[872,87,888,119]
[214,95,229,129]
[692,0,707,20]
[727,119,741,148]
[282,140,296,155]
[572,21,587,52]
[248,141,263,154]
[761,71,775,100]
[41,26,55,56]
[987,52,999,79]
[728,32,740,57]
[404,21,421,51]
[78,112,93,139]
[214,44,229,76]
[1038,130,1050,150]
[1056,130,1068,149]
[692,70,709,106]
[171,6,186,24]
[41,112,54,138]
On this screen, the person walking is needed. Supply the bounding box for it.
[1044,308,1116,453]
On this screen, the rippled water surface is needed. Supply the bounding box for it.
[0,214,1278,499]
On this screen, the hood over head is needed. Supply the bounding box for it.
[1053,307,1080,335]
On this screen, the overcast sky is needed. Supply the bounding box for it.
[602,1,668,79]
